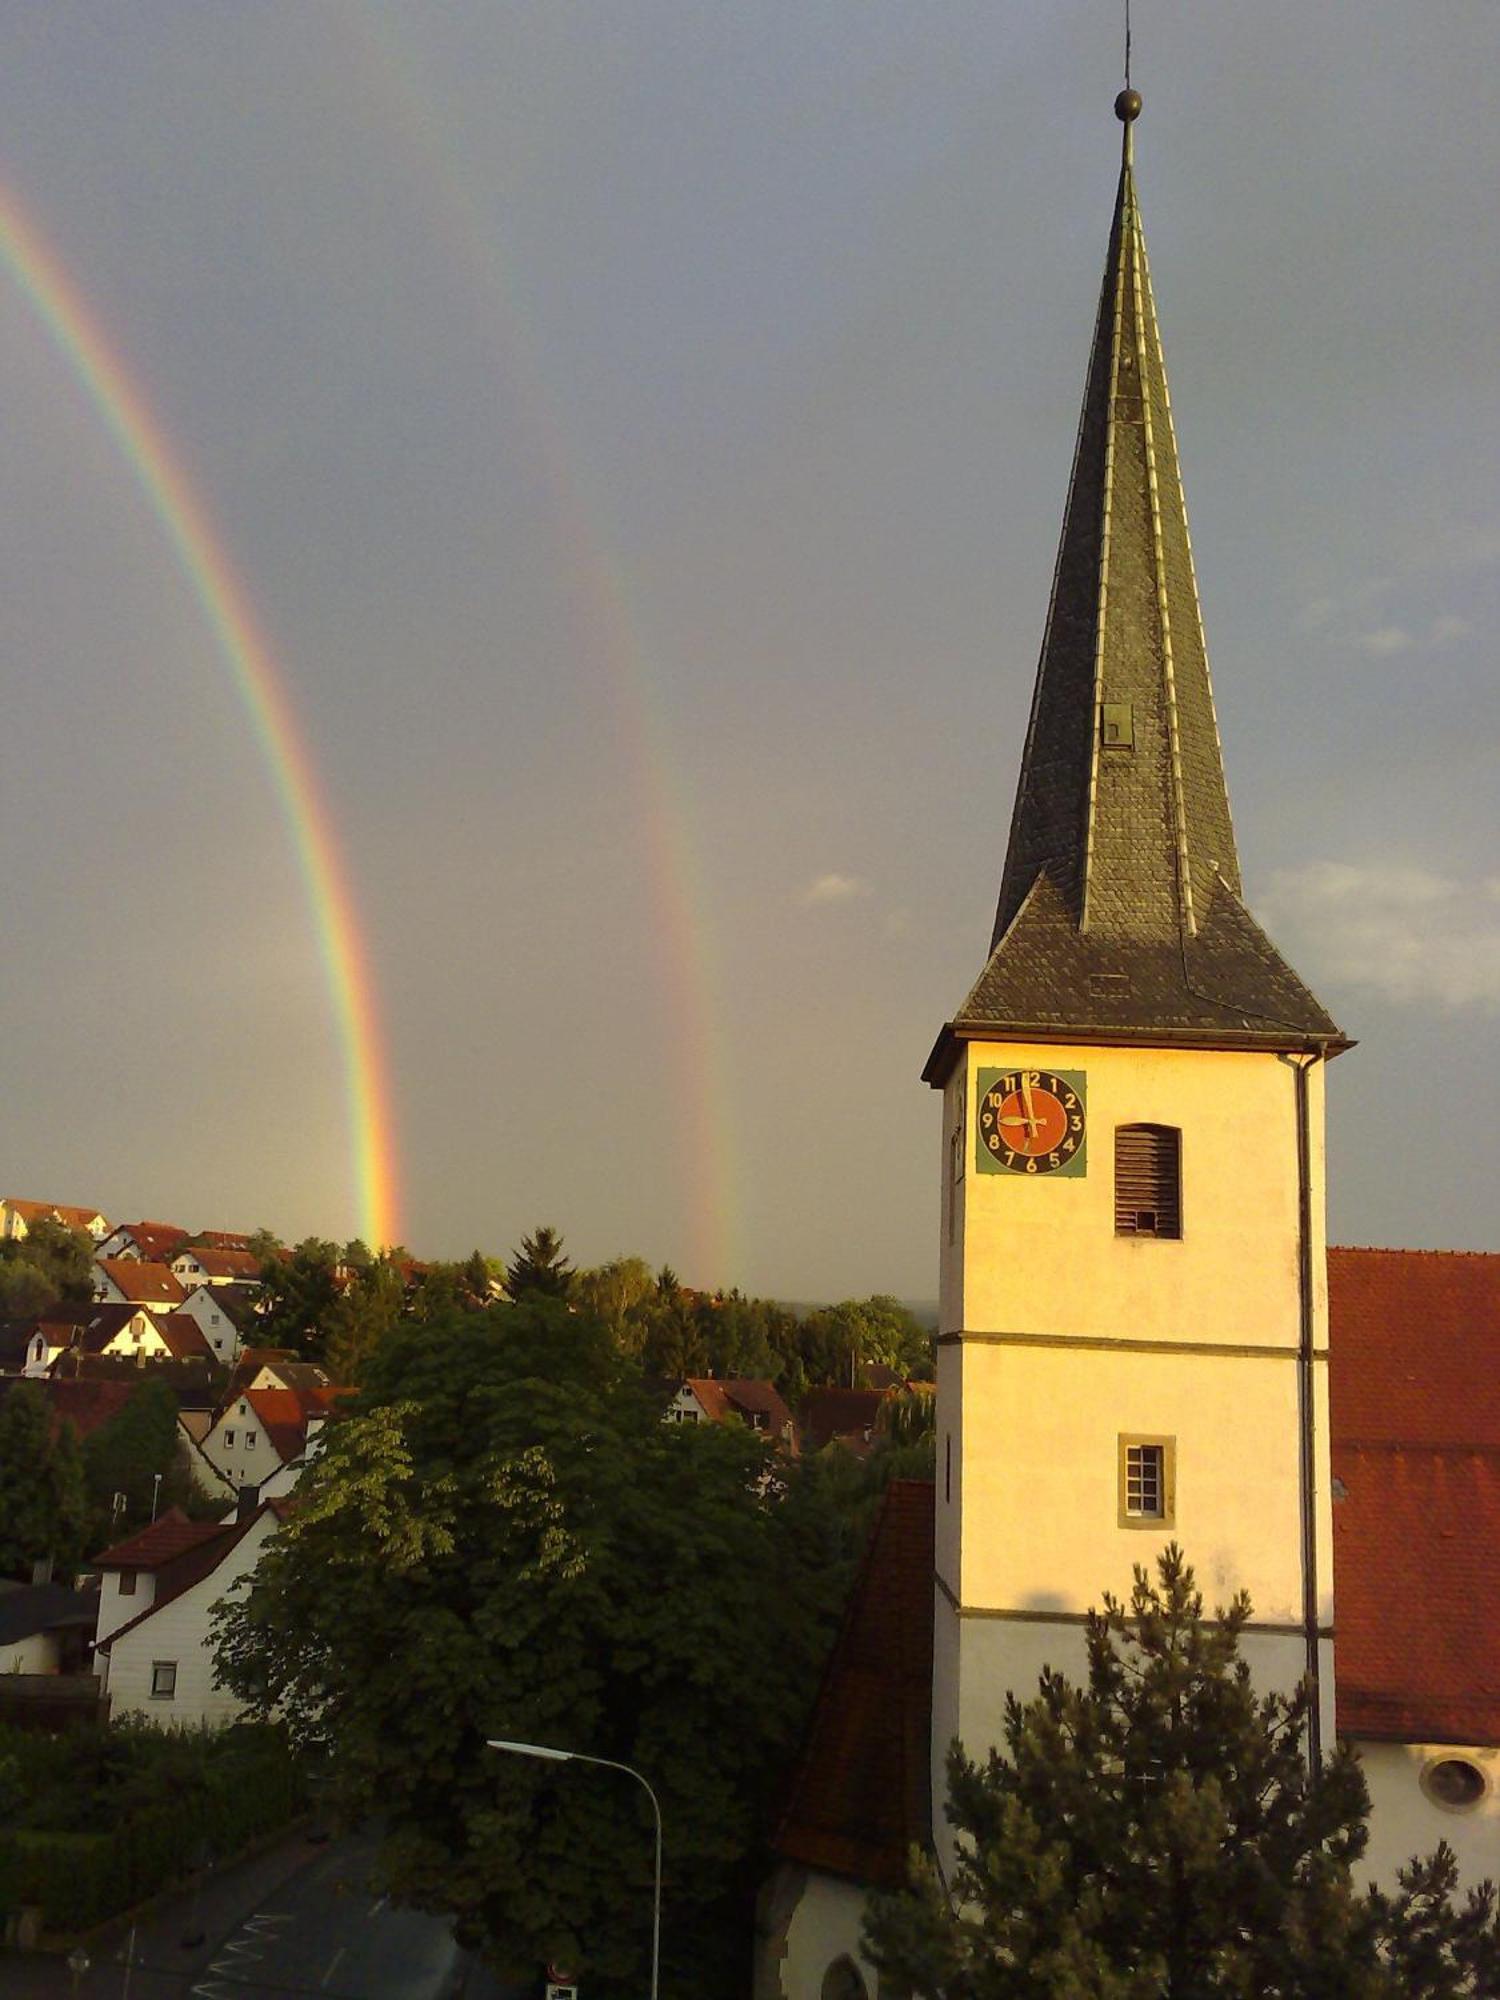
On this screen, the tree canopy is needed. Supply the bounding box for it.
[866,1547,1500,1998]
[213,1296,849,1995]
[0,1382,88,1579]
[0,1219,95,1318]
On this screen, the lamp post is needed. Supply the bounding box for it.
[66,1945,89,1997]
[486,1738,662,2000]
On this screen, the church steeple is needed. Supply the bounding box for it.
[928,95,1347,1074]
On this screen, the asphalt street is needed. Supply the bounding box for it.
[0,1826,528,2000]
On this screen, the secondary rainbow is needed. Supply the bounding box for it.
[0,180,401,1248]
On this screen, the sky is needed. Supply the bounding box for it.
[0,3,1496,1300]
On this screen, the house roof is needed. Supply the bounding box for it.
[107,1221,191,1260]
[775,1479,934,1887]
[176,1246,262,1281]
[154,1312,215,1363]
[681,1377,795,1437]
[189,1231,256,1253]
[96,1259,186,1305]
[0,1581,101,1646]
[1329,1246,1500,1744]
[3,1199,107,1231]
[90,1508,229,1572]
[0,1321,37,1369]
[800,1387,890,1454]
[77,1303,151,1354]
[1328,1246,1500,1449]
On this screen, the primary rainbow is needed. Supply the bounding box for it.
[0,181,402,1248]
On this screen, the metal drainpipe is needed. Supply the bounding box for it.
[1294,1047,1324,1770]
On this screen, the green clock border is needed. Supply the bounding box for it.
[974,1066,1088,1178]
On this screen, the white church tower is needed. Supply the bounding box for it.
[923,90,1351,1855]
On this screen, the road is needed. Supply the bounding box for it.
[0,1826,528,2000]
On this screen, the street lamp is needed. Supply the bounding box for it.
[66,1944,89,1997]
[486,1738,662,2000]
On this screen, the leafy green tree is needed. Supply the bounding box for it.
[503,1225,573,1302]
[0,1219,95,1317]
[322,1257,406,1384]
[571,1255,656,1352]
[82,1379,192,1545]
[214,1298,845,1995]
[866,1547,1500,1998]
[0,1383,88,1577]
[256,1237,342,1356]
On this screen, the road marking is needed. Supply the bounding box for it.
[321,1944,348,1987]
[367,1892,389,1918]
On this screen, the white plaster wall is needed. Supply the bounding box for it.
[203,1400,295,1491]
[105,1514,276,1727]
[179,1287,242,1362]
[780,1872,879,2000]
[95,1569,157,1646]
[3,1632,59,1673]
[1356,1740,1500,1892]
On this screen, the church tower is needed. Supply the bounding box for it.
[925,91,1351,1851]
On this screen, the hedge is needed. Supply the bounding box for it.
[0,1729,306,1933]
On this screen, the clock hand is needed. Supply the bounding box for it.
[1019,1073,1039,1135]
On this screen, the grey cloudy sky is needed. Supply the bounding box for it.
[1,3,1496,1298]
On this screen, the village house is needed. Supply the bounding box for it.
[1,1198,110,1243]
[94,1220,191,1263]
[200,1381,343,1494]
[177,1281,262,1364]
[92,1258,187,1311]
[0,1579,101,1676]
[90,1502,285,1728]
[171,1244,264,1289]
[666,1377,798,1452]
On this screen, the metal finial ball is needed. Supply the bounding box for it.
[1115,88,1142,123]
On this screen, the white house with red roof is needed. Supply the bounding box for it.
[177,1282,262,1364]
[668,1377,798,1453]
[92,1259,187,1311]
[1,1198,110,1243]
[200,1382,343,1494]
[171,1245,264,1289]
[90,1503,285,1727]
[95,1221,191,1264]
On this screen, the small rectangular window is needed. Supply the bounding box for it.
[151,1661,177,1698]
[245,1431,257,1448]
[223,1428,235,1448]
[118,1571,137,1597]
[1115,1125,1182,1237]
[1100,701,1134,748]
[1119,1436,1176,1528]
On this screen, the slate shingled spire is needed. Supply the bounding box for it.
[926,96,1347,1075]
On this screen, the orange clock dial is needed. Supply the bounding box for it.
[977,1069,1086,1175]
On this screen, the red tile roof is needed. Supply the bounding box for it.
[90,1508,231,1571]
[681,1377,796,1442]
[4,1199,107,1231]
[1329,1247,1500,1448]
[109,1223,191,1261]
[189,1231,256,1253]
[176,1246,262,1281]
[96,1259,186,1305]
[154,1311,214,1362]
[775,1480,934,1888]
[1330,1247,1500,1743]
[94,1511,260,1653]
[800,1387,890,1454]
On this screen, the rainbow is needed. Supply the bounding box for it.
[0,181,402,1249]
[346,17,740,1283]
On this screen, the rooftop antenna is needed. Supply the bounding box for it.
[1116,0,1142,163]
[1124,0,1132,90]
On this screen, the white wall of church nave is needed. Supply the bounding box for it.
[936,1618,1333,1879]
[1356,1741,1500,1893]
[775,1870,881,2000]
[941,1042,1327,1350]
[938,1340,1332,1629]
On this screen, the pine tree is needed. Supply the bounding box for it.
[865,1547,1499,1997]
[503,1225,573,1301]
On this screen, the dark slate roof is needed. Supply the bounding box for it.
[774,1479,934,1887]
[0,1581,100,1646]
[932,111,1344,1068]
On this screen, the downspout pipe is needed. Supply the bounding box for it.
[1293,1045,1325,1770]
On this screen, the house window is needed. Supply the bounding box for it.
[1119,1436,1175,1528]
[1115,1125,1182,1237]
[223,1429,236,1448]
[118,1571,137,1596]
[244,1431,257,1448]
[151,1661,177,1698]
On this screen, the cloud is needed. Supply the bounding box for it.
[1353,624,1411,656]
[1257,861,1500,1010]
[798,872,872,906]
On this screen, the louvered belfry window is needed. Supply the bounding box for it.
[1115,1124,1182,1238]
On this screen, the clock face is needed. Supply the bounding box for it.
[976,1067,1087,1176]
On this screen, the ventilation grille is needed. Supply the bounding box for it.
[1115,1125,1182,1238]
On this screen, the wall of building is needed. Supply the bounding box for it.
[103,1516,274,1727]
[1356,1740,1500,1892]
[756,1866,881,2000]
[95,1568,157,1646]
